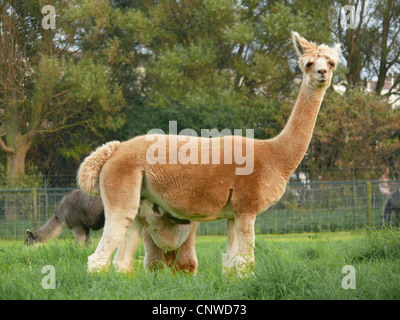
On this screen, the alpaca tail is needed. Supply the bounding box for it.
[77,141,121,196]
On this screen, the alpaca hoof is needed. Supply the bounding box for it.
[87,254,109,273]
[223,255,254,277]
[172,260,198,275]
[222,253,233,274]
[112,260,133,273]
[222,253,228,265]
[222,253,238,273]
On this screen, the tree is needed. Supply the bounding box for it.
[0,0,124,188]
[306,89,400,180]
[5,0,398,188]
[372,0,400,96]
[333,0,378,89]
[333,0,400,94]
[111,0,334,138]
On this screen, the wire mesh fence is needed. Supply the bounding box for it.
[200,180,400,235]
[0,188,75,240]
[0,180,398,240]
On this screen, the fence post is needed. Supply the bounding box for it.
[44,175,48,220]
[366,181,372,227]
[32,188,38,230]
[352,168,356,225]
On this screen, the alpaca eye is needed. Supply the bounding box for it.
[329,61,335,68]
[306,62,313,68]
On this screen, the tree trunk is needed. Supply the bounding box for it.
[6,147,28,188]
[375,0,391,95]
[4,140,32,221]
[345,29,362,89]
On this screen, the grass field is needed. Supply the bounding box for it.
[1,229,400,300]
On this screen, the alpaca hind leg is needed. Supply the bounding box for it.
[113,239,125,268]
[222,218,238,273]
[87,170,142,273]
[229,214,256,273]
[88,214,133,272]
[113,216,143,273]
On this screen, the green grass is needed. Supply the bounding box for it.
[1,229,399,300]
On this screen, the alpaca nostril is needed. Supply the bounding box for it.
[317,69,327,75]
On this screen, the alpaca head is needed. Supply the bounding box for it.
[292,32,341,89]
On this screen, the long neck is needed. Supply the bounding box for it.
[272,81,327,178]
[36,214,64,239]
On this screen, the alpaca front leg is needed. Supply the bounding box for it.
[229,214,256,273]
[113,216,143,273]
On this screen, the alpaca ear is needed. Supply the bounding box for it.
[292,31,305,56]
[333,43,342,55]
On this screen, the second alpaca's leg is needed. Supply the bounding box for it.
[166,222,198,274]
[143,228,166,271]
[72,226,89,245]
[86,229,92,245]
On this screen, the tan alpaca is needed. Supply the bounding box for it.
[78,32,340,273]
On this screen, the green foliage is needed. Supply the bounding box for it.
[0,0,126,187]
[346,228,400,262]
[1,0,400,184]
[0,163,43,188]
[109,0,336,142]
[1,231,400,299]
[308,89,400,180]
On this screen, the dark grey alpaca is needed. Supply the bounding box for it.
[383,189,400,227]
[24,189,104,246]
